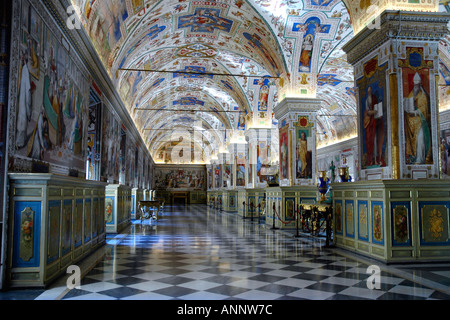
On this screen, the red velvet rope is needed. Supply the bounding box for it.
[272,203,297,225]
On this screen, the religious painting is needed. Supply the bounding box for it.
[293,17,331,73]
[294,117,313,179]
[102,109,121,183]
[243,32,279,74]
[399,47,433,165]
[177,8,234,34]
[345,200,354,238]
[13,3,88,174]
[372,202,384,245]
[215,165,221,189]
[279,124,289,181]
[419,203,450,244]
[257,78,270,111]
[357,57,388,169]
[154,165,206,190]
[440,129,450,178]
[358,201,368,241]
[391,203,411,246]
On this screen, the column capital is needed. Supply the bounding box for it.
[343,10,450,65]
[274,97,322,121]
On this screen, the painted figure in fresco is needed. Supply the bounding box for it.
[404,72,431,164]
[27,105,50,160]
[258,84,269,111]
[16,50,33,149]
[363,86,385,167]
[299,34,313,72]
[297,131,308,178]
[238,112,246,130]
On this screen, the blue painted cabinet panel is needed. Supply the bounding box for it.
[12,201,41,268]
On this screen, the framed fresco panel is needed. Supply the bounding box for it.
[357,57,389,169]
[372,201,384,245]
[294,116,313,180]
[358,200,369,241]
[391,202,412,246]
[279,124,289,181]
[345,200,354,238]
[399,47,434,165]
[419,202,450,245]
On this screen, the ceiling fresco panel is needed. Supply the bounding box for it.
[69,0,448,161]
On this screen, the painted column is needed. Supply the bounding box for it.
[274,97,322,187]
[269,97,321,229]
[332,10,450,263]
[343,10,450,181]
[245,128,274,189]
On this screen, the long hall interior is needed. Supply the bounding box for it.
[0,0,450,301]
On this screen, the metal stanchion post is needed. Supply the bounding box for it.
[258,203,261,224]
[271,202,278,230]
[251,202,254,222]
[295,204,301,238]
[243,201,246,219]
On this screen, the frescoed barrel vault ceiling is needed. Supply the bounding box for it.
[70,0,450,163]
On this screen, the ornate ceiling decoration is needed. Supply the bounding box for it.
[70,0,448,162]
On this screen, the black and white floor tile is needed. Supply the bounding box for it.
[2,204,450,301]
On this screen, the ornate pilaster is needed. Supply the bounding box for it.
[274,97,322,186]
[343,10,450,180]
[245,128,274,189]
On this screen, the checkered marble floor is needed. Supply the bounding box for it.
[3,204,450,301]
[51,205,450,300]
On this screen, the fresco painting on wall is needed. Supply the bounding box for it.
[279,124,289,181]
[357,57,388,169]
[293,17,331,73]
[215,165,221,189]
[399,47,433,165]
[154,166,206,190]
[294,117,312,179]
[256,78,270,112]
[14,0,88,173]
[101,107,121,182]
[223,164,232,188]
